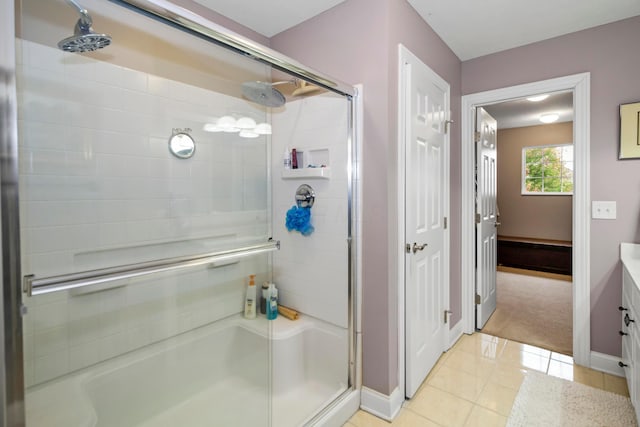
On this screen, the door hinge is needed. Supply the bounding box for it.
[444,310,452,323]
[405,243,411,254]
[475,294,481,305]
[475,213,481,224]
[444,119,454,134]
[474,131,481,143]
[444,217,448,229]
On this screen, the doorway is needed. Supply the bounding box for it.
[460,73,591,367]
[478,92,575,355]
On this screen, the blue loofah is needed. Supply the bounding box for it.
[285,205,314,236]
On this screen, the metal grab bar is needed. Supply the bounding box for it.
[23,240,280,297]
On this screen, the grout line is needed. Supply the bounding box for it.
[402,407,446,426]
[459,403,474,427]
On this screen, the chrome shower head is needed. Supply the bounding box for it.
[58,29,111,53]
[241,81,287,108]
[58,0,112,53]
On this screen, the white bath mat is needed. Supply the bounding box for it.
[507,371,637,427]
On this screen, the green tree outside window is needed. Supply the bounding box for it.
[522,144,573,194]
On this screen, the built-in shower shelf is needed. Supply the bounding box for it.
[281,168,331,180]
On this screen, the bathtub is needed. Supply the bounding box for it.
[25,314,350,427]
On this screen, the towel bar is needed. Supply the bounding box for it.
[23,240,280,297]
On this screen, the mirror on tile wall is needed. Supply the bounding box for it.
[169,132,196,159]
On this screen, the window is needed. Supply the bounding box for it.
[522,144,573,195]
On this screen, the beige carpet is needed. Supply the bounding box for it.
[507,371,636,426]
[482,271,573,355]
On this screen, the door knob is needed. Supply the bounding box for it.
[412,242,428,253]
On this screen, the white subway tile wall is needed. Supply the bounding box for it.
[18,40,271,386]
[271,94,350,329]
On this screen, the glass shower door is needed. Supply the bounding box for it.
[17,0,275,424]
[270,90,352,426]
[13,0,357,425]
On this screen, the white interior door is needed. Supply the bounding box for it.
[475,107,498,329]
[401,46,449,398]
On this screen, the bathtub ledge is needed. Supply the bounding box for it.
[238,313,342,340]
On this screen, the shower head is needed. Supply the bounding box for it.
[241,81,287,108]
[292,80,323,97]
[58,30,111,53]
[58,0,112,53]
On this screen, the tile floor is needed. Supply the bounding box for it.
[344,332,629,427]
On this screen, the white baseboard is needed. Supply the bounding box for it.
[448,319,464,349]
[590,351,624,377]
[360,386,404,421]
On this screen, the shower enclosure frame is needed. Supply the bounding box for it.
[1,0,359,425]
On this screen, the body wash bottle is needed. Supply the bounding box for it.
[244,275,257,319]
[266,283,278,320]
[261,282,269,315]
[283,148,291,169]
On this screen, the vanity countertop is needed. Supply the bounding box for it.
[621,243,640,287]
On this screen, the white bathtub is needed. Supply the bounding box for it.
[25,314,350,427]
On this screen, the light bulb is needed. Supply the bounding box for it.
[236,117,257,129]
[239,130,259,138]
[216,115,237,129]
[527,94,549,102]
[203,123,222,132]
[539,113,559,124]
[254,123,272,135]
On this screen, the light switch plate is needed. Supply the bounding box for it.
[592,201,617,219]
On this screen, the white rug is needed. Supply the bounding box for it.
[507,372,637,427]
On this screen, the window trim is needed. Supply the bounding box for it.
[521,142,574,196]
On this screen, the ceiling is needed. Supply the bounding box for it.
[195,0,637,128]
[198,0,640,60]
[483,91,574,129]
[407,0,640,60]
[193,0,347,37]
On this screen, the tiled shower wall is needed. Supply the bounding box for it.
[18,40,271,386]
[271,95,350,329]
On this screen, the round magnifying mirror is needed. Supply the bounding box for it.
[168,133,195,159]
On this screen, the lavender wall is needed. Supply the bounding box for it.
[462,16,640,356]
[272,0,462,394]
[272,0,394,395]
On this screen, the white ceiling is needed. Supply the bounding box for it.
[197,0,640,60]
[193,0,347,37]
[483,91,574,129]
[405,0,640,60]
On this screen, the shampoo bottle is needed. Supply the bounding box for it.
[283,148,291,169]
[260,282,269,315]
[244,275,257,319]
[266,283,278,320]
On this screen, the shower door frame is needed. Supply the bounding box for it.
[113,0,356,98]
[3,0,359,425]
[1,0,26,425]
